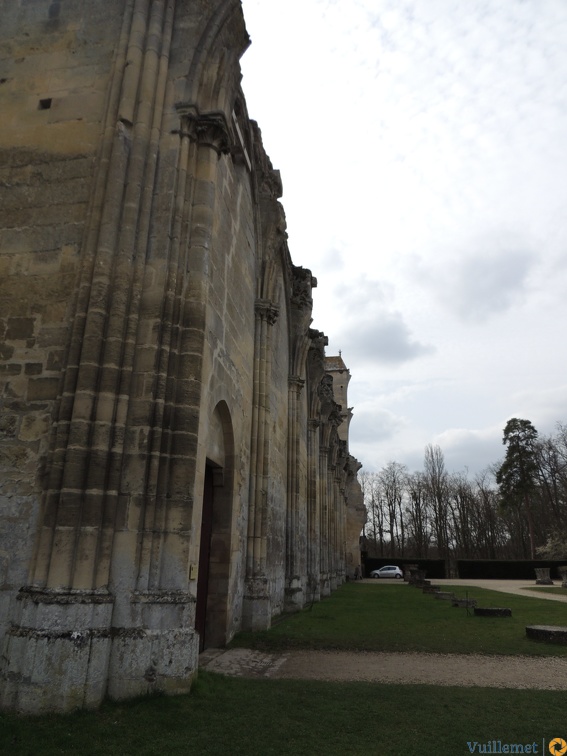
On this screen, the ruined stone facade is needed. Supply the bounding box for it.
[0,0,365,713]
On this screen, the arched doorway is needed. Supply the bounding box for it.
[195,403,235,652]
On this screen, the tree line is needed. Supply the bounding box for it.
[360,418,567,561]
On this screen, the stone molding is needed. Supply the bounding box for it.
[130,590,195,604]
[17,587,114,605]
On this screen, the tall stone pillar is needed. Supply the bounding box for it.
[243,124,287,630]
[285,375,305,610]
[107,109,232,700]
[329,458,339,591]
[0,0,180,714]
[317,374,342,597]
[243,298,279,629]
[318,444,331,597]
[345,456,366,580]
[284,266,316,611]
[332,448,348,587]
[306,418,321,602]
[305,331,327,602]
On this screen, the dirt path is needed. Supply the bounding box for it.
[200,580,567,689]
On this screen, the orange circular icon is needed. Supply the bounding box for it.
[549,738,567,756]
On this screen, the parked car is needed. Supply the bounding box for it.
[369,565,403,579]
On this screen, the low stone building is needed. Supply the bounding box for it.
[0,0,365,713]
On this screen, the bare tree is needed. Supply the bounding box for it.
[405,471,431,557]
[378,462,407,556]
[423,444,451,559]
[359,471,386,557]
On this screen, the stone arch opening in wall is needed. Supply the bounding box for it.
[195,401,235,651]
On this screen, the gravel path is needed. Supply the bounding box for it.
[200,580,567,689]
[201,648,567,689]
[274,650,567,689]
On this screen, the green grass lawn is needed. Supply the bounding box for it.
[2,583,567,755]
[231,582,567,656]
[1,674,564,756]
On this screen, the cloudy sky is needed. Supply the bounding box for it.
[239,0,567,476]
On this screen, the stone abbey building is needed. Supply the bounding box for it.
[0,0,365,713]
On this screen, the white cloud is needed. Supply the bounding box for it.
[241,0,567,475]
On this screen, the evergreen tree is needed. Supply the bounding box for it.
[496,418,539,558]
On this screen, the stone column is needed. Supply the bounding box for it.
[243,299,279,630]
[329,460,339,591]
[306,418,321,603]
[106,108,233,701]
[284,267,315,611]
[285,376,305,610]
[305,331,326,602]
[319,444,331,597]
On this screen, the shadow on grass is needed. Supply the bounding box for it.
[1,672,563,756]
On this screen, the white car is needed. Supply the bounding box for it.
[369,565,403,579]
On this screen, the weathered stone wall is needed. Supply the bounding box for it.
[0,0,124,643]
[0,0,364,714]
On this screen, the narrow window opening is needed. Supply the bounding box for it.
[38,98,52,110]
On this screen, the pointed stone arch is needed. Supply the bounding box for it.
[196,400,236,650]
[180,0,250,118]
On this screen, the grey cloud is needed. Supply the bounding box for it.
[432,427,504,476]
[450,248,534,322]
[336,312,434,365]
[411,234,537,323]
[350,406,404,444]
[332,277,434,365]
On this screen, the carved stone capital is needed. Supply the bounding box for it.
[288,375,305,392]
[255,299,280,325]
[176,105,231,155]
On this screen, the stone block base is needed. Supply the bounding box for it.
[0,628,112,714]
[474,607,512,617]
[0,588,114,714]
[526,625,567,645]
[284,577,304,613]
[242,579,272,631]
[107,628,199,701]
